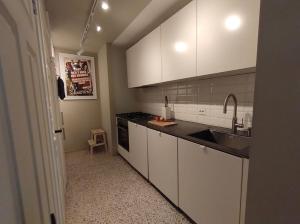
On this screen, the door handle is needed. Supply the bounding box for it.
[55,129,63,134]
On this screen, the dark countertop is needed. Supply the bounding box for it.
[116,112,250,159]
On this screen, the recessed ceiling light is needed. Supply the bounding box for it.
[101,0,109,11]
[96,25,102,32]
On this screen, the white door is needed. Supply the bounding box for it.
[148,129,178,205]
[128,122,148,178]
[0,0,64,223]
[178,139,243,224]
[35,1,66,223]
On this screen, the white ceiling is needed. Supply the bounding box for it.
[114,0,192,48]
[46,0,151,53]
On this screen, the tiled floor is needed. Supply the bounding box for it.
[65,150,191,224]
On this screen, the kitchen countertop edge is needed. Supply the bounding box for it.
[116,113,250,159]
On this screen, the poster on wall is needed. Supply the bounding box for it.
[59,53,97,100]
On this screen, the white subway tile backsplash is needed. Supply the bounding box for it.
[137,73,255,128]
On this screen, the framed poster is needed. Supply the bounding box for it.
[59,53,97,100]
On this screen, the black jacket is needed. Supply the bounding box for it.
[57,77,65,100]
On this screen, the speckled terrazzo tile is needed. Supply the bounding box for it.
[65,150,191,224]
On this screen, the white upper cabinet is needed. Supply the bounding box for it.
[161,0,197,82]
[126,27,162,88]
[197,0,260,76]
[126,0,260,87]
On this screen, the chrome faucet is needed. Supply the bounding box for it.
[223,93,244,134]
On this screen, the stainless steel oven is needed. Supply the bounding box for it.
[117,118,129,151]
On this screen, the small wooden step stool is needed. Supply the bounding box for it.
[88,128,108,154]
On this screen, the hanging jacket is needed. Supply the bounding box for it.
[57,77,66,100]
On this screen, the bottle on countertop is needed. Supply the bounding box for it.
[161,96,172,120]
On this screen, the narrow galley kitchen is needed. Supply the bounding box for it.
[1,0,300,224]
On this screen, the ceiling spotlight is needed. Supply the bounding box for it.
[96,25,102,32]
[101,0,109,11]
[77,49,84,55]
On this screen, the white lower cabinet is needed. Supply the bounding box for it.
[127,124,248,224]
[117,145,130,162]
[240,159,249,224]
[147,128,178,205]
[128,122,148,178]
[178,138,243,224]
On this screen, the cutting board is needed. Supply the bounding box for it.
[148,120,177,127]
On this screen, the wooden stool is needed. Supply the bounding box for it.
[88,128,108,154]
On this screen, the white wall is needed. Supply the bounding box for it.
[97,44,114,153]
[109,45,139,153]
[137,73,255,129]
[54,44,138,154]
[97,44,139,154]
[110,45,139,114]
[55,50,102,152]
[246,1,300,223]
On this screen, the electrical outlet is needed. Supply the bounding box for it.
[198,108,207,115]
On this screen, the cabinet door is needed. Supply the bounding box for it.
[197,0,260,76]
[148,128,178,205]
[128,122,148,178]
[178,139,243,224]
[240,159,249,224]
[126,44,140,88]
[161,0,197,82]
[126,27,162,88]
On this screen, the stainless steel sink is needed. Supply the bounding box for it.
[188,129,251,150]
